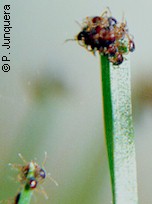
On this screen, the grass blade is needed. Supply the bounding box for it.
[17,190,33,204]
[17,162,35,204]
[100,54,138,204]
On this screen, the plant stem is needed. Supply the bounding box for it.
[17,162,35,204]
[18,189,33,204]
[100,55,138,204]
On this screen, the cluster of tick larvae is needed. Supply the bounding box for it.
[18,162,46,189]
[14,161,46,204]
[76,11,135,65]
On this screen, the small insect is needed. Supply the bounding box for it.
[129,40,135,52]
[9,153,47,187]
[74,8,135,65]
[8,153,58,203]
[25,177,38,190]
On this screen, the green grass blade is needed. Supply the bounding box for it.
[18,190,33,204]
[100,55,138,204]
[17,162,35,204]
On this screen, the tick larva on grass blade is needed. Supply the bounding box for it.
[8,153,58,204]
[9,154,46,187]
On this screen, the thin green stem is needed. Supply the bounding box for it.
[100,55,115,200]
[17,162,35,204]
[18,189,33,204]
[100,55,138,204]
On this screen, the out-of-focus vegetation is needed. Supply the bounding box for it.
[0,71,111,203]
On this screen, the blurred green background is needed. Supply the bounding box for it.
[0,0,152,203]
